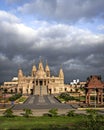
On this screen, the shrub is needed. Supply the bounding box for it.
[59,92,75,102]
[67,110,75,117]
[86,109,98,122]
[9,93,22,101]
[48,108,58,117]
[85,109,104,130]
[23,108,32,118]
[3,108,14,117]
[43,113,50,117]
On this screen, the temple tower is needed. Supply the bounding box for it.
[18,68,23,79]
[45,62,50,77]
[17,68,24,94]
[59,67,64,78]
[31,65,37,76]
[38,59,44,71]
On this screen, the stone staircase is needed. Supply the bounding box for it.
[34,86,48,95]
[41,86,48,95]
[34,86,40,95]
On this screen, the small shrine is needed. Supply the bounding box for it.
[85,75,104,105]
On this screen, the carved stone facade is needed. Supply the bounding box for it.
[2,60,66,95]
[85,75,104,105]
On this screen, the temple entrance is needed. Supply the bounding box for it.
[39,80,43,86]
[34,80,48,95]
[39,80,42,95]
[49,89,52,94]
[30,89,33,95]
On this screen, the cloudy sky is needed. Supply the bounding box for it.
[0,0,104,83]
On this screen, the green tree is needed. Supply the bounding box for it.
[23,108,32,118]
[3,108,14,117]
[48,108,58,117]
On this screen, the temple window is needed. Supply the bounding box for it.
[65,88,67,91]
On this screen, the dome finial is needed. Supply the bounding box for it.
[46,59,48,64]
[39,56,42,62]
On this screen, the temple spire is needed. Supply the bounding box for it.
[18,68,24,82]
[38,58,44,71]
[59,65,64,78]
[31,64,37,76]
[45,60,50,77]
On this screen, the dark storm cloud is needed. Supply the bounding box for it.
[18,0,104,22]
[0,10,104,83]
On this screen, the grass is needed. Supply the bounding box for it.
[57,96,81,103]
[0,114,104,130]
[0,116,84,130]
[18,96,28,103]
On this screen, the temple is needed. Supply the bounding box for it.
[2,60,66,95]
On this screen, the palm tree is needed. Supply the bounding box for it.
[23,108,32,118]
[67,110,75,117]
[48,108,58,117]
[3,108,14,117]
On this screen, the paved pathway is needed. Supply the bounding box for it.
[13,95,74,110]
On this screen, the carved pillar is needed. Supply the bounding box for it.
[85,93,88,104]
[88,93,90,104]
[85,88,88,104]
[101,92,103,104]
[43,79,44,86]
[34,79,36,86]
[85,92,90,104]
[86,89,91,105]
[97,92,100,104]
[38,80,39,86]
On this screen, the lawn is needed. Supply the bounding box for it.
[0,115,104,130]
[0,116,85,130]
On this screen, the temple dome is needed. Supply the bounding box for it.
[36,70,46,78]
[35,60,46,78]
